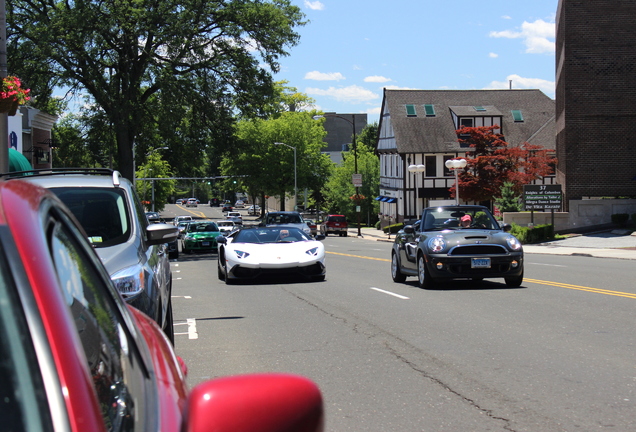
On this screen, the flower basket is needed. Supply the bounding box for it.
[0,98,19,116]
[0,76,30,116]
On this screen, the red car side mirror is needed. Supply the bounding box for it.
[185,374,324,432]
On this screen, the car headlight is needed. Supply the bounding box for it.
[427,237,446,253]
[306,247,319,256]
[506,235,522,251]
[111,264,146,298]
[234,250,250,259]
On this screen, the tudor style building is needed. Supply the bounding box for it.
[376,88,556,226]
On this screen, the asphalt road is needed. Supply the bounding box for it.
[164,204,636,431]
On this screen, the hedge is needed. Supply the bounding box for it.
[510,223,554,244]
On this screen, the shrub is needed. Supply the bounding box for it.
[510,223,554,244]
[383,223,404,234]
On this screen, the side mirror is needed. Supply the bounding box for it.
[502,223,512,232]
[216,236,228,245]
[147,223,179,245]
[403,225,415,234]
[186,374,324,432]
[314,234,326,241]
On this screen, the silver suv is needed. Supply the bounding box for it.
[12,168,178,343]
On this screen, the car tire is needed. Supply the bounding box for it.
[391,252,407,283]
[184,247,192,254]
[417,253,435,289]
[313,275,326,282]
[163,295,175,345]
[217,258,225,280]
[169,248,179,260]
[505,272,524,288]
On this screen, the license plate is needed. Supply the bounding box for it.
[202,241,210,246]
[471,258,491,268]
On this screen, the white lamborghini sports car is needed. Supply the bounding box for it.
[217,226,326,284]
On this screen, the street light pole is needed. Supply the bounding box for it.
[445,158,467,205]
[145,146,168,212]
[313,114,362,237]
[408,163,425,219]
[274,142,297,211]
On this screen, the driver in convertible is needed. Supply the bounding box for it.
[460,214,472,228]
[277,229,290,241]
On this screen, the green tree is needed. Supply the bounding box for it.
[9,0,306,181]
[494,182,522,213]
[455,125,557,202]
[321,128,380,224]
[221,111,331,213]
[136,151,176,212]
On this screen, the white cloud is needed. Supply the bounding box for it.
[304,71,346,81]
[304,1,324,10]
[484,74,555,96]
[364,75,392,83]
[489,19,555,54]
[366,106,382,115]
[305,85,380,103]
[489,52,499,58]
[502,15,512,20]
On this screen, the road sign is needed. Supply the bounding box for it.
[352,173,362,187]
[523,184,562,210]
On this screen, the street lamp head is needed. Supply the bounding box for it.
[312,115,324,120]
[408,164,425,173]
[445,158,467,170]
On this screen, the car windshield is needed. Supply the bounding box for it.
[51,187,131,247]
[266,213,303,224]
[187,222,219,232]
[233,227,311,243]
[420,207,500,231]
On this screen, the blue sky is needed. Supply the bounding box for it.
[275,0,558,124]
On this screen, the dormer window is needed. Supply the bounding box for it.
[406,104,417,117]
[511,110,524,122]
[424,104,436,117]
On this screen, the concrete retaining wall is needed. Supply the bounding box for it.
[503,199,636,232]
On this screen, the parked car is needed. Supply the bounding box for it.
[320,214,348,237]
[248,204,261,215]
[235,200,245,208]
[186,197,198,207]
[217,226,326,283]
[222,203,233,212]
[262,211,312,236]
[391,205,524,289]
[217,220,237,234]
[226,211,243,225]
[147,211,179,259]
[182,220,224,254]
[0,178,324,432]
[12,168,179,343]
[305,219,318,236]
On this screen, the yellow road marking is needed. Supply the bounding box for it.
[326,252,636,299]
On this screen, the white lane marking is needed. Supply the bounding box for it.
[528,262,566,267]
[370,287,410,300]
[187,318,198,339]
[172,295,192,299]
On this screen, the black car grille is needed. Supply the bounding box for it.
[448,245,508,255]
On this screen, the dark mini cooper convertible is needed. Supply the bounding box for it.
[391,205,523,288]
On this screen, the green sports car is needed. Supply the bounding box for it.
[182,220,224,254]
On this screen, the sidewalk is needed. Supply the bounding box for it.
[348,227,636,260]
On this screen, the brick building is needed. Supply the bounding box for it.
[556,0,636,208]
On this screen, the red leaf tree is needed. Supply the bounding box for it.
[452,125,557,203]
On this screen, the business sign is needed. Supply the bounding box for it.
[352,173,363,187]
[523,184,562,210]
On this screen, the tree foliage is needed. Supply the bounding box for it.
[136,151,177,213]
[220,111,331,213]
[455,125,557,203]
[321,123,380,223]
[494,181,522,213]
[8,0,306,180]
